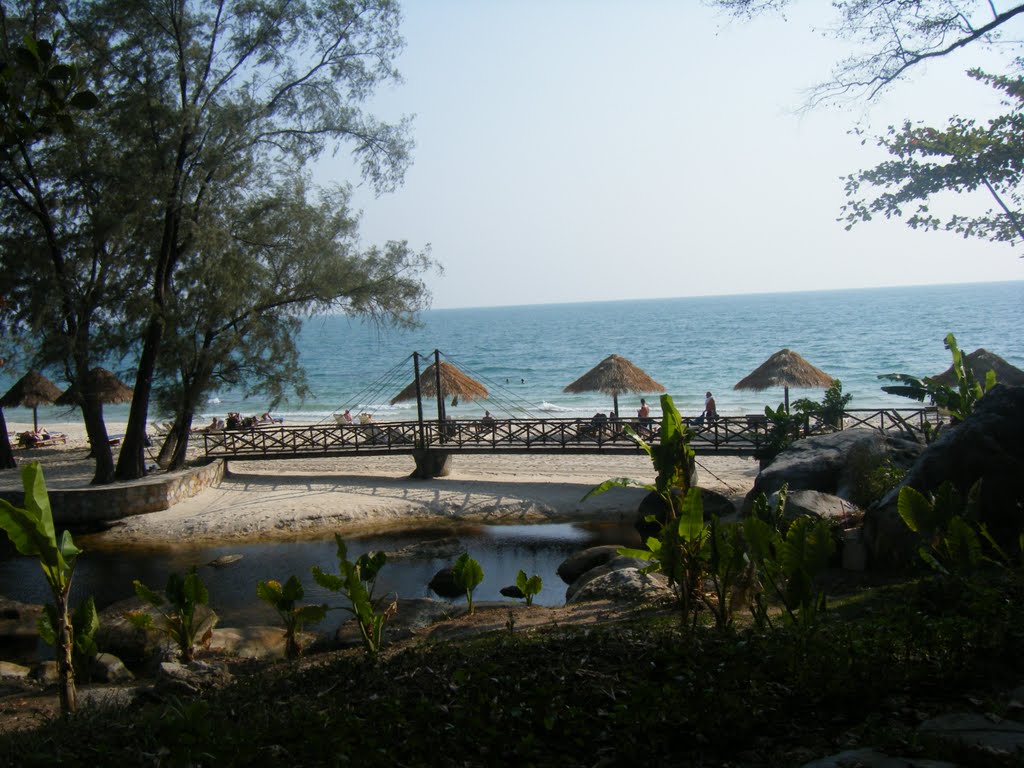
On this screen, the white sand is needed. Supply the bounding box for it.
[2,418,759,548]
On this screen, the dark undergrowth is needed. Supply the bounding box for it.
[3,572,1024,767]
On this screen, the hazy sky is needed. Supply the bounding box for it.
[317,1,1022,310]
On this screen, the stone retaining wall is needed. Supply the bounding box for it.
[0,460,225,526]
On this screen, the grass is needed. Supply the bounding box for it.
[3,570,1024,767]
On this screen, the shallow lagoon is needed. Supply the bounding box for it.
[0,521,641,633]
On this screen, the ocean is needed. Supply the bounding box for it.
[5,281,1023,426]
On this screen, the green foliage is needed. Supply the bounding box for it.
[312,535,394,655]
[755,403,803,467]
[0,462,84,715]
[880,333,996,427]
[514,570,543,607]
[847,453,906,509]
[0,35,98,148]
[39,597,99,680]
[256,576,328,659]
[842,70,1024,248]
[793,379,852,430]
[452,553,485,614]
[130,567,217,663]
[898,481,987,575]
[744,489,835,634]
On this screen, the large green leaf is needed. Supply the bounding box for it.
[580,477,651,502]
[0,463,62,571]
[182,568,209,607]
[133,579,165,608]
[678,487,707,544]
[452,553,484,592]
[294,604,328,624]
[897,486,939,534]
[281,575,305,603]
[311,566,344,593]
[256,580,285,606]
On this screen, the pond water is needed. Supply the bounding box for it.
[0,522,641,636]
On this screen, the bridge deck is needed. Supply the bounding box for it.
[201,408,939,461]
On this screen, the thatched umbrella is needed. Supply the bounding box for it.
[0,370,63,431]
[563,354,665,417]
[931,348,1024,387]
[55,367,134,407]
[390,361,489,406]
[734,348,834,412]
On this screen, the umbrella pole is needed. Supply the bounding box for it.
[33,406,38,432]
[413,352,425,449]
[784,385,790,414]
[434,349,446,443]
[613,393,619,418]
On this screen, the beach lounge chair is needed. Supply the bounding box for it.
[17,430,67,449]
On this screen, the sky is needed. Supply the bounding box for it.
[316,1,1023,310]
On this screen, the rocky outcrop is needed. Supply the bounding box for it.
[335,597,464,648]
[747,429,924,510]
[428,566,463,598]
[773,489,861,526]
[864,385,1024,568]
[636,487,737,540]
[156,660,232,696]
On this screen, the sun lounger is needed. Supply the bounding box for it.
[17,431,67,449]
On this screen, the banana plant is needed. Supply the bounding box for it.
[130,567,218,662]
[898,480,985,575]
[0,462,83,715]
[313,535,394,655]
[256,576,328,659]
[880,332,996,426]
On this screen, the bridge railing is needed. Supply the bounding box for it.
[200,407,940,458]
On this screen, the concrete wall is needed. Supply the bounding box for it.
[0,460,225,526]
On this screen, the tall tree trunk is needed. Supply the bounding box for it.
[156,428,179,469]
[168,413,196,470]
[55,591,77,716]
[81,399,114,485]
[0,410,16,470]
[115,315,164,480]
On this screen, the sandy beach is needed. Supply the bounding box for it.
[1,418,760,548]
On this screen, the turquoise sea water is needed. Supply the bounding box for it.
[5,281,1023,426]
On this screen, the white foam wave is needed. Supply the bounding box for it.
[537,401,573,413]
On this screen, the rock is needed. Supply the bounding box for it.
[865,385,1024,568]
[156,660,232,695]
[91,652,134,683]
[96,597,175,669]
[556,545,623,585]
[565,555,653,603]
[566,568,672,605]
[31,660,59,686]
[800,748,955,767]
[0,596,43,642]
[747,429,923,511]
[919,712,1024,762]
[428,566,463,598]
[386,537,462,560]
[208,626,317,660]
[0,660,30,680]
[774,489,861,527]
[79,685,139,710]
[500,585,525,599]
[205,554,243,568]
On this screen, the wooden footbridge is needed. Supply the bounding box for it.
[201,407,940,475]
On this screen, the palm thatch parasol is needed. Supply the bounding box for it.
[390,361,489,406]
[734,348,835,412]
[0,370,64,431]
[931,348,1024,387]
[563,354,665,417]
[55,367,134,406]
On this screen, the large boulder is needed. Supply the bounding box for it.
[565,555,656,602]
[865,385,1024,568]
[566,568,672,605]
[745,429,923,512]
[775,489,862,527]
[556,545,623,585]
